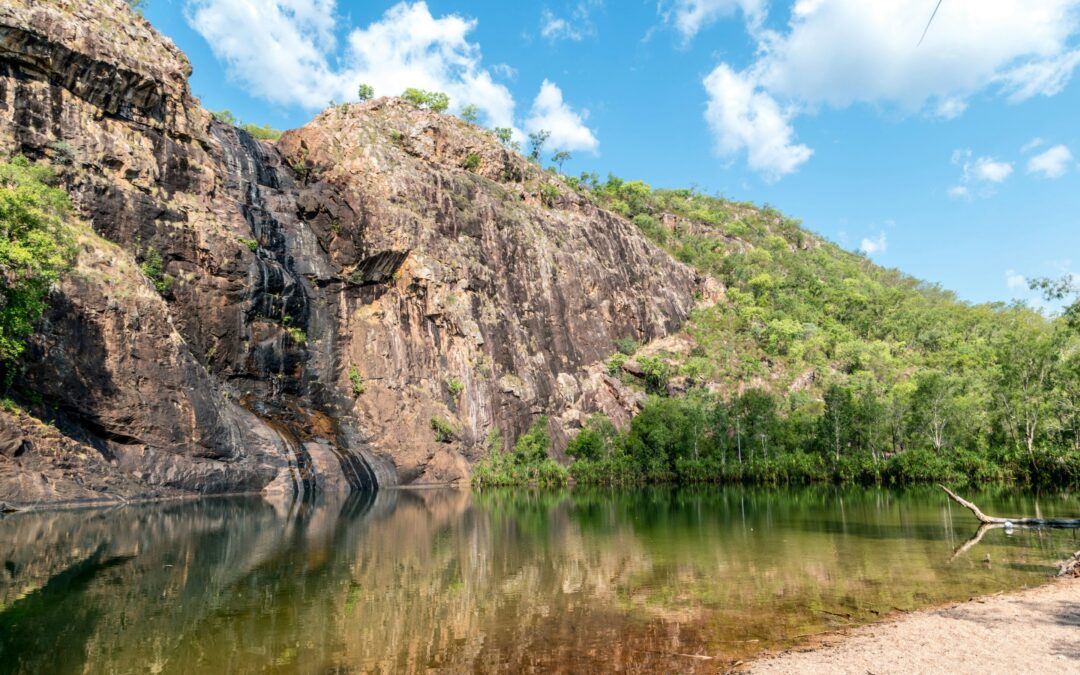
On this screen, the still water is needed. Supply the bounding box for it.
[0,486,1076,673]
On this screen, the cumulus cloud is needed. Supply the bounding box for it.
[859,231,887,256]
[662,0,766,41]
[948,149,1012,198]
[1027,144,1073,178]
[702,65,812,180]
[1005,269,1028,290]
[186,1,519,128]
[698,0,1080,178]
[525,80,599,153]
[540,1,603,42]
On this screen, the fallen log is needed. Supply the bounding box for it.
[939,485,1080,527]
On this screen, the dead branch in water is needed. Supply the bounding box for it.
[939,485,1080,527]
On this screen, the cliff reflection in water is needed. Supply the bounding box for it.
[0,487,1076,674]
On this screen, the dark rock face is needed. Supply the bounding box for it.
[0,0,698,505]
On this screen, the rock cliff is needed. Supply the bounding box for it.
[0,0,698,506]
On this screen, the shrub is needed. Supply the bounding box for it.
[402,88,449,112]
[462,153,481,171]
[447,377,464,396]
[431,416,457,443]
[140,247,173,295]
[285,327,306,345]
[349,366,364,396]
[0,156,78,362]
[357,83,374,101]
[606,352,627,376]
[239,238,258,252]
[614,336,639,355]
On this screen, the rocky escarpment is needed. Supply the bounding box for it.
[0,0,697,506]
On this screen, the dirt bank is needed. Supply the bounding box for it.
[750,578,1079,674]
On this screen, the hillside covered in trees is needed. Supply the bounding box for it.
[477,174,1080,487]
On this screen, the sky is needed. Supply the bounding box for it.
[141,0,1080,310]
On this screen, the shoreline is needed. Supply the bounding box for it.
[746,576,1079,674]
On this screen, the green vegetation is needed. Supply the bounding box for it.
[140,246,172,295]
[472,417,569,486]
[431,416,458,443]
[460,104,480,124]
[462,153,481,171]
[357,83,374,102]
[0,157,77,363]
[285,327,306,345]
[482,176,1079,489]
[125,0,146,11]
[567,176,1079,487]
[551,150,571,173]
[349,366,364,397]
[238,238,258,252]
[401,88,449,112]
[210,110,283,141]
[493,127,515,149]
[527,130,550,162]
[446,377,464,396]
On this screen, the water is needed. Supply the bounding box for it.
[0,486,1076,673]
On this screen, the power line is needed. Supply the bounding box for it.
[918,0,944,46]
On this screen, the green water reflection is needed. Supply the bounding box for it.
[0,486,1076,673]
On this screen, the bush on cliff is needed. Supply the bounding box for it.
[473,417,569,487]
[0,156,77,363]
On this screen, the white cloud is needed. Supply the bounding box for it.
[697,0,1080,177]
[662,0,766,41]
[948,149,1012,198]
[859,231,887,256]
[1021,137,1046,153]
[972,157,1013,183]
[1027,144,1073,178]
[525,80,599,153]
[186,1,518,128]
[540,1,603,42]
[702,64,812,180]
[1005,269,1027,290]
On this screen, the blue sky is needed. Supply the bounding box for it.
[142,0,1080,308]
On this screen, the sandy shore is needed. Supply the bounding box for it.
[749,578,1079,674]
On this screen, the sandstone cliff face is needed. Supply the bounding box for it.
[0,0,697,505]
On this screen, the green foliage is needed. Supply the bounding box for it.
[285,327,306,345]
[460,104,480,124]
[528,130,550,161]
[551,150,571,173]
[614,336,639,355]
[0,156,77,362]
[238,238,258,252]
[139,247,172,296]
[606,352,627,376]
[240,124,282,141]
[462,153,481,171]
[126,0,147,12]
[493,127,515,148]
[559,171,1080,488]
[357,83,374,101]
[401,88,449,112]
[211,110,282,140]
[472,416,569,487]
[636,356,672,395]
[431,416,458,443]
[539,182,561,206]
[349,366,364,396]
[211,110,237,125]
[446,377,464,396]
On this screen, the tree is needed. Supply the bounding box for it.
[1030,275,1079,331]
[211,110,237,126]
[991,312,1059,462]
[528,130,550,162]
[460,104,480,124]
[819,383,855,461]
[910,370,957,452]
[0,157,77,363]
[551,150,571,173]
[357,83,374,101]
[401,88,449,112]
[126,0,146,11]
